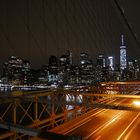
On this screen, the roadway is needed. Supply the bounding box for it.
[67,109,140,140]
[50,97,140,140]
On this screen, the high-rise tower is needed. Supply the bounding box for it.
[120,34,127,70]
[108,56,114,70]
[97,54,106,67]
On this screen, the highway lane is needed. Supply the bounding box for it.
[50,97,140,140]
[66,109,140,139]
[66,109,124,137]
[117,112,140,140]
[86,111,140,140]
[65,98,140,140]
[50,98,123,134]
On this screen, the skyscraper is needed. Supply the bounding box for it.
[120,34,127,70]
[108,56,114,70]
[97,54,106,68]
[80,53,88,65]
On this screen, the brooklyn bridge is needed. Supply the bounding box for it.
[0,0,140,139]
[0,82,140,139]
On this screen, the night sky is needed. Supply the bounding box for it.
[0,0,140,70]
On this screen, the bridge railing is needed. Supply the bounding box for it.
[0,81,140,139]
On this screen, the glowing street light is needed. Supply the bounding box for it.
[133,101,140,106]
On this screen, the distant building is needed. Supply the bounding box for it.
[79,53,95,85]
[22,60,31,84]
[58,51,73,85]
[2,56,32,85]
[48,56,58,84]
[128,59,140,79]
[59,50,72,67]
[2,56,23,84]
[80,53,88,65]
[120,34,127,71]
[66,50,73,65]
[49,56,58,67]
[59,55,67,66]
[38,65,48,85]
[97,54,106,67]
[108,56,114,70]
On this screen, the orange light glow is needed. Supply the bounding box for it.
[133,101,140,106]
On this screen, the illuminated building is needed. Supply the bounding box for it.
[79,53,95,85]
[59,55,67,66]
[2,56,32,85]
[132,59,140,79]
[129,59,140,79]
[59,51,73,66]
[128,59,140,79]
[120,34,127,70]
[7,56,23,84]
[80,53,88,65]
[22,60,31,84]
[97,54,106,67]
[66,50,73,65]
[58,51,73,85]
[38,65,48,85]
[108,56,114,70]
[48,56,58,84]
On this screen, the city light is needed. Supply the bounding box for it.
[133,101,140,106]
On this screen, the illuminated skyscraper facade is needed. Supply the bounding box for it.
[97,54,106,68]
[108,56,114,70]
[120,35,127,70]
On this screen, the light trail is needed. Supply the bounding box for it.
[64,109,107,135]
[64,98,120,135]
[117,112,140,140]
[84,111,123,140]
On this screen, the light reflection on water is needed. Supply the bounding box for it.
[66,105,74,110]
[0,87,12,95]
[0,87,83,113]
[0,87,83,124]
[0,86,37,95]
[66,94,83,103]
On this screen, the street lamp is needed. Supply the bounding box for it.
[133,101,140,106]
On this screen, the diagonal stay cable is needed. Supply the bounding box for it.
[114,0,140,49]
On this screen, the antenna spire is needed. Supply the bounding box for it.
[121,34,124,46]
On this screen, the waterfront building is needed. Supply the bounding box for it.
[22,60,31,84]
[2,56,32,85]
[48,56,58,85]
[38,65,48,85]
[4,56,23,85]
